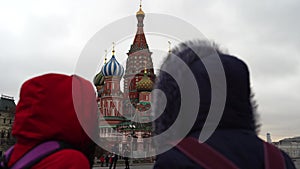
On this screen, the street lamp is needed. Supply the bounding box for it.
[129,124,136,165]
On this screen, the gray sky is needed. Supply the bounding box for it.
[0,0,299,141]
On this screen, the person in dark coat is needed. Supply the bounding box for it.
[105,153,110,167]
[123,146,130,169]
[153,40,296,169]
[109,144,119,169]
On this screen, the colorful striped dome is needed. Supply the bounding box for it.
[102,55,124,77]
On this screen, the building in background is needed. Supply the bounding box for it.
[93,4,154,158]
[274,136,300,168]
[0,94,16,156]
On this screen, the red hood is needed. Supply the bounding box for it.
[11,73,99,163]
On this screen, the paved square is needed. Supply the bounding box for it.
[93,164,153,169]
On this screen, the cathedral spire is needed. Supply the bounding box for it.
[124,1,155,106]
[128,2,148,54]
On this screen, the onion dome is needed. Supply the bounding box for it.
[93,70,105,86]
[136,5,145,16]
[137,69,153,91]
[102,51,124,77]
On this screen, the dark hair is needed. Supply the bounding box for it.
[153,40,257,139]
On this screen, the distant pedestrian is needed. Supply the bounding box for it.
[94,156,98,164]
[109,153,118,169]
[109,154,113,165]
[100,155,105,167]
[123,146,130,169]
[109,143,119,169]
[105,153,109,167]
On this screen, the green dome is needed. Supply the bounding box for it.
[93,70,105,87]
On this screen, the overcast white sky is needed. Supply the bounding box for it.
[0,0,299,141]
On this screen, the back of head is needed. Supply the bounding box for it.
[12,73,99,163]
[154,40,255,140]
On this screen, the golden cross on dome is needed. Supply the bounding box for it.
[104,50,107,64]
[112,42,115,55]
[136,0,145,15]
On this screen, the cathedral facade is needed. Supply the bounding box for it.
[93,4,154,156]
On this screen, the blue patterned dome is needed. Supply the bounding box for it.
[102,55,124,77]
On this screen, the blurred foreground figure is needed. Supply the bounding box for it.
[2,73,98,169]
[153,41,295,169]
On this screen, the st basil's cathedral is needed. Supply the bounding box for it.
[93,4,155,156]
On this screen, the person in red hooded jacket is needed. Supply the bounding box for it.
[7,73,99,169]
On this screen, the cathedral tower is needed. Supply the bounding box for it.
[94,46,125,138]
[123,4,155,109]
